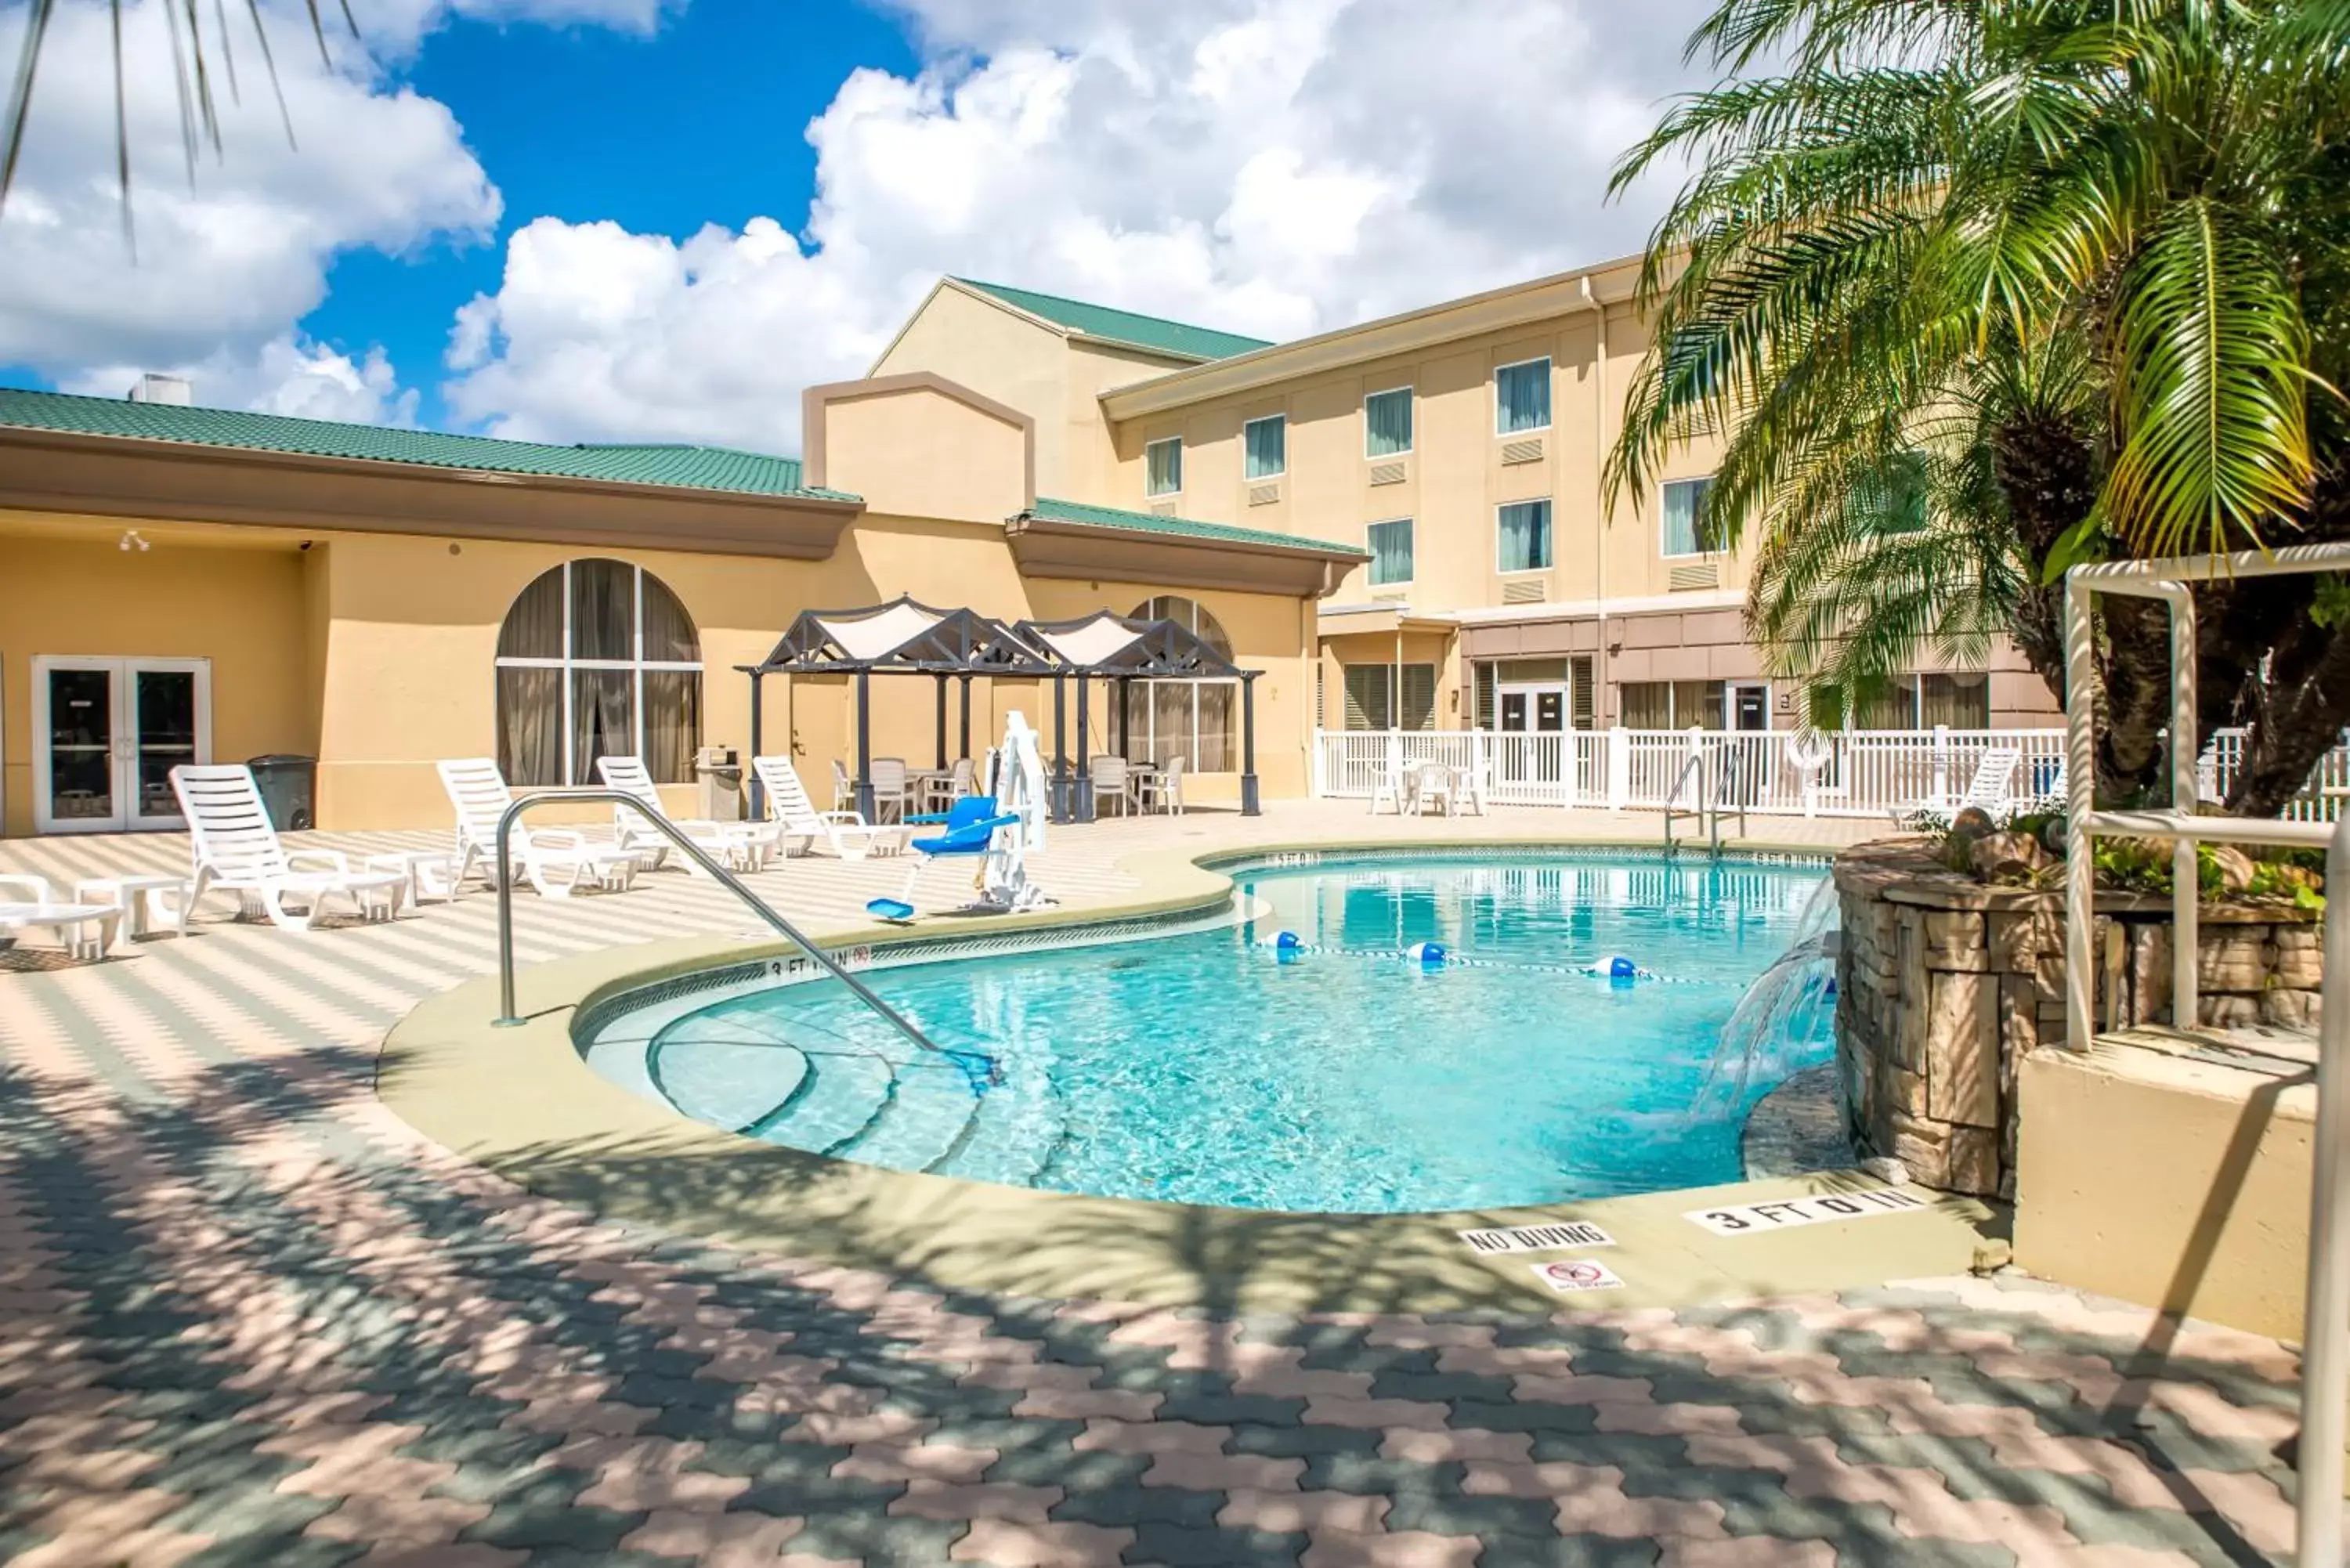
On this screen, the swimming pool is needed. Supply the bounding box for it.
[582,853,1838,1214]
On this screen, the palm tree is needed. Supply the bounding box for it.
[2,1,356,240]
[1604,0,2350,814]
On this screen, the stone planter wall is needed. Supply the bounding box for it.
[1834,838,2322,1199]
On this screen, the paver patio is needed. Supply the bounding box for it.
[0,803,2319,1565]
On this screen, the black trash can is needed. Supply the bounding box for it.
[247,754,318,831]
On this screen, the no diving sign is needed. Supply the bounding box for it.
[1528,1257,1625,1294]
[1685,1186,1928,1236]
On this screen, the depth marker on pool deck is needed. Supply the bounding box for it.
[1459,1220,1616,1255]
[1684,1187,1928,1236]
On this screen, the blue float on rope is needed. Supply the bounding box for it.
[1274,930,1303,949]
[1406,941,1448,966]
[1608,955,1639,981]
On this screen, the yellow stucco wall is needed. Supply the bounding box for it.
[819,385,1031,526]
[1102,262,1741,620]
[0,522,314,838]
[2016,1044,2315,1342]
[1,503,1320,836]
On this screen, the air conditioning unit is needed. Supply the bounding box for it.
[1367,461,1407,487]
[1668,562,1720,591]
[1500,438,1545,466]
[1502,577,1549,604]
[1248,482,1281,507]
[1150,501,1178,517]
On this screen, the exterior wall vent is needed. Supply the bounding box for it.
[1248,482,1281,507]
[1150,501,1179,517]
[1502,576,1549,605]
[1367,461,1407,487]
[1668,562,1722,592]
[1372,590,1408,604]
[1500,438,1545,466]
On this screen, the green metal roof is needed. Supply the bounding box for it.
[1018,497,1368,558]
[0,387,861,502]
[953,280,1274,363]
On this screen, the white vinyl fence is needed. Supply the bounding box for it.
[1313,724,2350,822]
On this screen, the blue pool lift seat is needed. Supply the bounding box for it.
[868,796,1022,922]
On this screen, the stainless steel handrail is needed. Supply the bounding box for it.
[1661,751,1706,854]
[490,791,954,1070]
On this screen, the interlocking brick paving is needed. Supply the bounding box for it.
[0,806,2319,1564]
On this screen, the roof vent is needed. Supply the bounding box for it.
[128,374,192,406]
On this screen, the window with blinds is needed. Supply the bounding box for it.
[1571,656,1595,729]
[1620,680,1726,729]
[1343,664,1437,731]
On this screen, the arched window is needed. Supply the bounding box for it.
[494,560,702,786]
[1119,594,1236,771]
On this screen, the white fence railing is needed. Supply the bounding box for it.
[1311,724,2350,822]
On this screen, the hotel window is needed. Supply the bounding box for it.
[1620,680,1726,730]
[1364,387,1413,457]
[494,559,703,789]
[1366,518,1413,586]
[1661,476,1719,558]
[1854,671,1991,730]
[1145,436,1183,497]
[1495,357,1551,434]
[1244,414,1287,479]
[1115,595,1237,771]
[1498,499,1553,573]
[1343,664,1436,731]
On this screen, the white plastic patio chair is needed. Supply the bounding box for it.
[1894,746,2023,825]
[1090,755,1132,817]
[436,759,641,898]
[750,755,903,861]
[170,764,410,933]
[1368,762,1405,815]
[924,757,974,814]
[1141,755,1186,815]
[870,758,914,825]
[0,875,122,962]
[595,756,776,876]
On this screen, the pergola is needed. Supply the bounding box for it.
[737,598,1262,822]
[1014,609,1262,819]
[738,597,1055,821]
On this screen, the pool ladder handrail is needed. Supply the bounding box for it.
[490,790,953,1071]
[1660,745,1748,857]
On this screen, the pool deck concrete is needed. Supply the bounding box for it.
[0,801,2323,1565]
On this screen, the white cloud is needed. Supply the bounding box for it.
[0,0,663,414]
[444,0,1715,453]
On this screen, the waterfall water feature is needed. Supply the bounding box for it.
[1692,876,1842,1118]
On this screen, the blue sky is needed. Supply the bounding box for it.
[302,2,915,427]
[0,0,1711,452]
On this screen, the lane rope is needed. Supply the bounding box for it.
[1255,932,1730,985]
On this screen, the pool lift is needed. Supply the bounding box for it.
[867,712,1054,923]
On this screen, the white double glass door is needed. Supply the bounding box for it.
[32,656,212,833]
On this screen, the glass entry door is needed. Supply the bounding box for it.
[32,657,211,833]
[1495,682,1567,783]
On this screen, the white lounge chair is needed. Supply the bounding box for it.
[170,764,410,933]
[436,759,641,898]
[750,756,903,861]
[595,756,775,876]
[1895,746,2023,825]
[0,876,123,962]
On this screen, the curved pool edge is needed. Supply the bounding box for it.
[377,833,1998,1316]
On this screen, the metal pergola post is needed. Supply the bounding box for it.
[1242,672,1260,816]
[934,673,948,771]
[958,675,972,764]
[2056,541,2350,1568]
[1075,676,1095,823]
[1052,674,1069,824]
[747,670,765,818]
[855,669,875,822]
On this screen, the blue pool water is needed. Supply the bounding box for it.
[588,854,1836,1214]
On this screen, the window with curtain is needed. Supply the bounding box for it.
[1495,357,1552,433]
[1661,477,1719,557]
[1145,436,1183,497]
[1342,664,1436,731]
[1365,387,1413,456]
[1618,680,1726,729]
[1243,415,1286,479]
[1115,596,1238,770]
[1920,672,1990,728]
[1366,518,1413,586]
[494,559,703,786]
[1498,499,1553,572]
